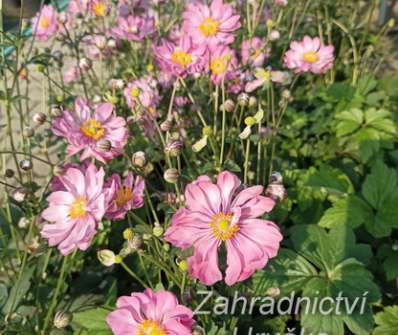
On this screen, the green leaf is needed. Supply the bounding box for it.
[73,307,112,332]
[373,306,398,335]
[318,195,371,229]
[306,165,354,196]
[365,108,396,135]
[252,248,318,295]
[336,109,363,137]
[383,253,398,281]
[362,161,397,209]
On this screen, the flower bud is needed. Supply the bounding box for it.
[388,18,396,28]
[244,116,256,126]
[18,217,30,229]
[270,171,283,184]
[160,119,173,132]
[12,187,28,202]
[266,287,281,297]
[123,228,134,240]
[23,127,34,138]
[109,79,124,90]
[153,225,164,237]
[96,139,112,152]
[19,159,33,171]
[165,140,183,157]
[132,151,146,168]
[5,169,14,178]
[54,311,72,329]
[220,99,235,113]
[266,19,274,29]
[164,168,179,184]
[97,249,116,267]
[269,30,280,41]
[163,243,170,252]
[178,260,188,272]
[33,112,47,124]
[50,105,62,118]
[238,93,249,107]
[114,255,123,264]
[282,89,291,100]
[202,126,212,137]
[248,96,257,108]
[79,58,92,71]
[128,234,143,251]
[107,38,117,49]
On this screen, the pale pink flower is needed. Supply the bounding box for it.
[112,15,155,41]
[107,289,195,335]
[52,98,128,163]
[63,65,83,84]
[83,34,112,59]
[165,171,283,286]
[284,36,334,74]
[241,37,269,67]
[31,5,59,42]
[154,36,206,77]
[124,77,159,109]
[182,0,241,47]
[209,45,238,85]
[104,172,145,220]
[41,163,106,255]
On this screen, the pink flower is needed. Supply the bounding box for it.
[284,36,334,74]
[41,163,106,255]
[107,289,195,335]
[31,5,59,42]
[165,171,283,286]
[52,98,128,163]
[124,77,159,109]
[104,172,145,220]
[83,34,112,59]
[63,65,83,84]
[209,45,238,85]
[154,36,206,77]
[90,0,110,17]
[112,15,155,41]
[241,37,269,67]
[182,0,241,47]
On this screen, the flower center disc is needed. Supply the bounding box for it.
[303,50,319,63]
[130,87,140,98]
[40,17,50,29]
[171,50,193,68]
[210,213,239,241]
[115,186,134,206]
[137,320,166,335]
[92,2,107,17]
[80,119,105,140]
[69,196,87,219]
[210,57,229,75]
[198,17,220,37]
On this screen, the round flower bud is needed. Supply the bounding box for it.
[178,260,188,272]
[109,79,124,90]
[165,140,183,157]
[266,287,281,297]
[153,225,164,237]
[164,168,180,184]
[269,30,280,41]
[50,105,62,118]
[23,127,34,138]
[12,187,28,202]
[282,89,291,100]
[79,58,92,71]
[143,233,152,241]
[5,169,15,178]
[266,19,274,29]
[163,243,170,252]
[143,162,154,175]
[202,126,213,137]
[123,228,134,240]
[269,171,283,184]
[238,93,249,107]
[18,217,30,229]
[19,159,33,171]
[221,99,235,113]
[128,234,143,251]
[33,112,47,124]
[160,119,173,132]
[248,96,257,108]
[107,38,117,49]
[54,311,72,329]
[96,139,112,152]
[388,18,396,28]
[132,151,146,168]
[244,116,256,126]
[97,249,116,267]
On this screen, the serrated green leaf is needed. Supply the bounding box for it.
[318,195,371,229]
[373,306,398,335]
[336,109,363,137]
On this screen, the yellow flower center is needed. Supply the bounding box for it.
[210,55,230,75]
[303,50,320,63]
[198,17,220,37]
[255,68,270,81]
[69,197,87,219]
[130,87,140,98]
[137,320,166,335]
[80,119,105,140]
[92,2,107,17]
[39,17,50,29]
[115,186,134,206]
[171,50,193,68]
[210,213,239,241]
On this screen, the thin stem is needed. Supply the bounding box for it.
[120,260,148,288]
